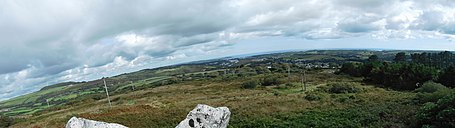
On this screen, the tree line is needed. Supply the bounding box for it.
[338,51,455,90]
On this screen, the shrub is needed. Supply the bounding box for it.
[274,85,289,90]
[241,80,259,89]
[261,76,285,86]
[416,92,455,127]
[0,116,14,127]
[285,83,299,87]
[414,81,452,103]
[415,90,452,104]
[326,82,361,94]
[89,93,104,100]
[415,81,447,93]
[305,93,322,101]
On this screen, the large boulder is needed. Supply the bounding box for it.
[66,117,128,128]
[176,104,231,128]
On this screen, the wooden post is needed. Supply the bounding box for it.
[301,68,307,92]
[46,99,50,108]
[131,81,135,91]
[103,78,112,107]
[304,70,307,91]
[287,65,291,81]
[301,73,304,91]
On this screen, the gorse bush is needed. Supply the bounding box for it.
[241,80,259,89]
[0,116,14,127]
[305,93,322,101]
[416,92,455,127]
[414,81,452,103]
[415,81,447,93]
[261,76,285,86]
[326,82,361,94]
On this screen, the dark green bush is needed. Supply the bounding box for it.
[437,65,455,88]
[0,116,14,127]
[415,81,447,93]
[89,93,104,100]
[261,76,285,86]
[305,93,322,101]
[416,92,455,127]
[285,83,297,87]
[241,80,259,89]
[326,82,361,94]
[414,81,452,103]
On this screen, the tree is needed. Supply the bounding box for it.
[338,63,362,77]
[394,52,406,62]
[261,76,285,86]
[437,65,455,88]
[364,62,437,90]
[241,80,259,89]
[411,53,422,63]
[368,55,379,62]
[399,63,438,90]
[255,66,271,74]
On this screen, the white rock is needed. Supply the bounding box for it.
[66,117,128,128]
[176,104,231,128]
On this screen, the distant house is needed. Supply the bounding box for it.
[228,59,239,63]
[252,58,267,62]
[0,108,11,112]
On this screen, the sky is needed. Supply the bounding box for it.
[1,0,455,101]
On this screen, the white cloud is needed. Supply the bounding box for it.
[2,0,455,100]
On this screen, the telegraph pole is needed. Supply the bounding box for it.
[304,70,307,91]
[287,64,291,81]
[301,69,307,92]
[46,99,50,108]
[288,65,291,78]
[103,78,112,107]
[46,82,51,107]
[130,81,135,91]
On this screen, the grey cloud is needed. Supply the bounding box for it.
[2,0,455,100]
[337,15,384,33]
[0,0,237,74]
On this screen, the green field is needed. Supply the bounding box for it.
[2,70,423,127]
[1,50,454,128]
[0,86,66,107]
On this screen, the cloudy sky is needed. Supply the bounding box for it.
[1,0,455,101]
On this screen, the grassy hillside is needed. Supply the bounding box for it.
[9,70,421,128]
[1,86,65,107]
[2,50,453,127]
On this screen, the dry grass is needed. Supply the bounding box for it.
[11,71,416,128]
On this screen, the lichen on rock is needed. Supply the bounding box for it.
[176,104,231,128]
[66,117,128,128]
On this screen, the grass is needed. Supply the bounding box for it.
[115,76,171,91]
[300,54,345,60]
[52,94,79,101]
[7,70,420,128]
[0,86,67,107]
